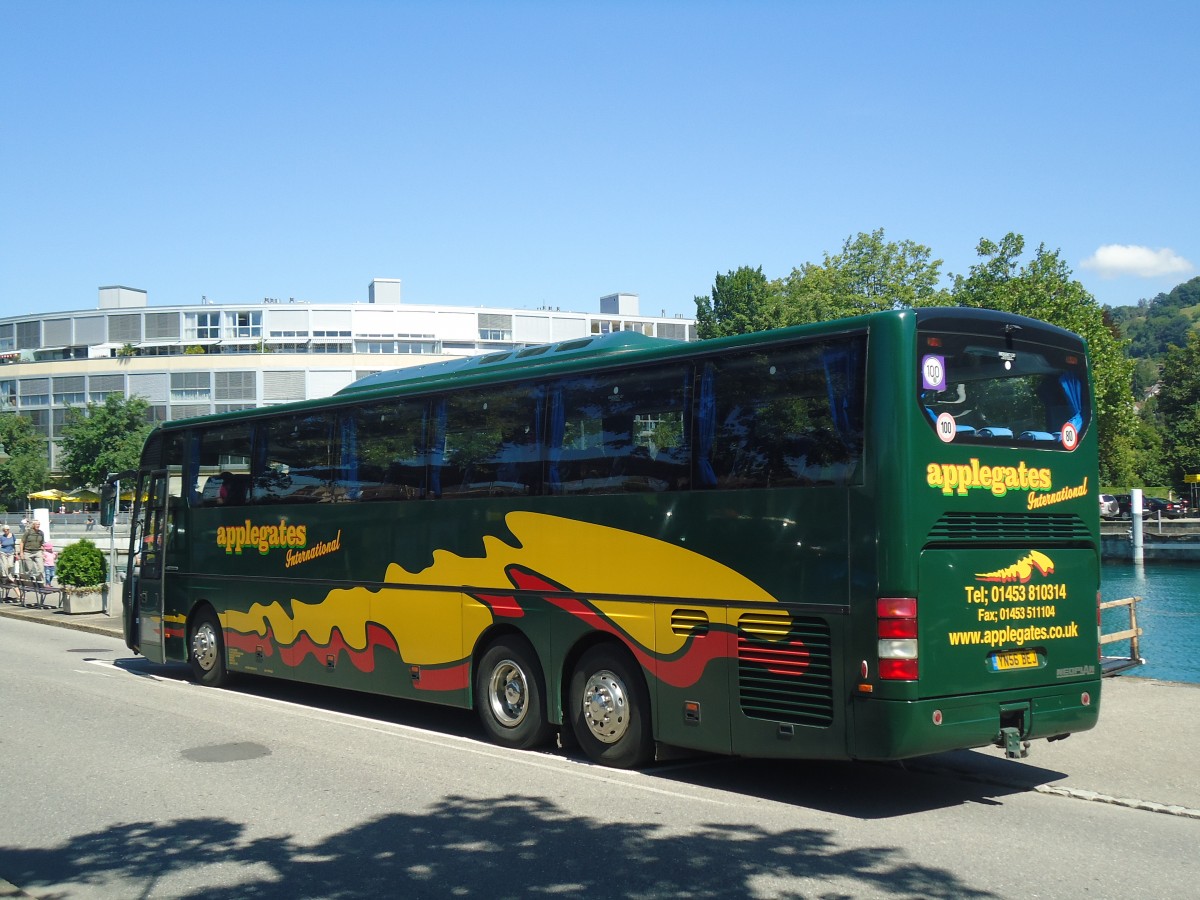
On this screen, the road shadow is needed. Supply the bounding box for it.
[108,655,1066,820]
[0,795,999,899]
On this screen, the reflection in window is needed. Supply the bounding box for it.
[433,385,541,498]
[336,400,428,501]
[698,338,866,489]
[548,366,691,494]
[195,424,254,507]
[251,413,332,504]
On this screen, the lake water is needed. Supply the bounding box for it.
[1101,561,1200,684]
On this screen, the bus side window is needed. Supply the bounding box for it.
[195,423,254,507]
[336,400,428,502]
[435,384,542,499]
[549,365,691,495]
[252,413,333,504]
[698,337,865,489]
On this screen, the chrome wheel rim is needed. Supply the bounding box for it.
[581,669,628,744]
[487,658,529,729]
[192,621,219,672]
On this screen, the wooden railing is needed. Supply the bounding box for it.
[1099,596,1143,675]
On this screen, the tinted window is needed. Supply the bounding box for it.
[335,399,428,501]
[433,384,542,498]
[196,423,254,507]
[917,329,1090,447]
[251,413,332,504]
[548,365,691,494]
[698,337,866,489]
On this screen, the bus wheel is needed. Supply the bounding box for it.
[475,637,553,750]
[188,607,228,688]
[570,645,653,769]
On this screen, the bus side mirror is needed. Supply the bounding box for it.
[100,483,117,527]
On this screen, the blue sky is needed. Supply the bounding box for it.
[3,0,1197,320]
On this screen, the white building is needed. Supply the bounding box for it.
[0,279,696,469]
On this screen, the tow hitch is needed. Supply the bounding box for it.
[998,726,1029,759]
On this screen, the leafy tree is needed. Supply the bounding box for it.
[0,413,49,510]
[57,394,154,487]
[947,234,1137,486]
[780,229,950,325]
[1156,331,1200,486]
[694,266,785,338]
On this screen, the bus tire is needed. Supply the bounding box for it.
[475,637,553,750]
[570,644,653,769]
[188,607,228,688]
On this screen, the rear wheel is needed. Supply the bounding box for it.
[475,637,553,750]
[570,644,653,769]
[188,607,228,688]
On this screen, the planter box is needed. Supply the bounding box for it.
[62,586,106,615]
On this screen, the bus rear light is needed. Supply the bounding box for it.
[878,597,918,681]
[879,658,919,680]
[878,618,917,639]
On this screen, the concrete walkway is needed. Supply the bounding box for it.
[2,599,1197,819]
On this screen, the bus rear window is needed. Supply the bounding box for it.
[917,330,1089,447]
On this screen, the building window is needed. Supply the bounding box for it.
[478,314,512,341]
[170,372,211,402]
[215,371,256,401]
[228,311,262,339]
[17,320,41,350]
[186,312,221,340]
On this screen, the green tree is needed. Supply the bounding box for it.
[780,229,950,325]
[694,266,784,338]
[1156,331,1200,486]
[947,234,1138,486]
[57,394,154,487]
[0,414,49,510]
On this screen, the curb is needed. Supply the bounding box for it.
[0,606,123,640]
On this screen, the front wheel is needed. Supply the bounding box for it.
[475,637,553,750]
[188,607,228,688]
[570,644,654,769]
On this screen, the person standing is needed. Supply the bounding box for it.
[1,524,16,589]
[42,542,56,585]
[18,518,45,582]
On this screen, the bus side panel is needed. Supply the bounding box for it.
[651,603,733,756]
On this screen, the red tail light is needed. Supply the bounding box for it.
[878,597,918,681]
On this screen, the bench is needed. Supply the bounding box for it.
[17,575,61,609]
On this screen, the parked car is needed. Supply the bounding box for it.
[1145,497,1183,519]
[1114,494,1135,518]
[1099,494,1120,518]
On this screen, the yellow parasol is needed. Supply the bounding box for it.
[28,489,66,501]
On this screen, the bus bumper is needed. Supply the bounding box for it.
[850,679,1102,760]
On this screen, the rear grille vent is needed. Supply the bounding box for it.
[670,609,709,636]
[928,512,1090,544]
[737,612,833,727]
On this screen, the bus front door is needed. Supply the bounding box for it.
[133,471,169,664]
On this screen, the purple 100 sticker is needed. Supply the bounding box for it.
[921,355,946,391]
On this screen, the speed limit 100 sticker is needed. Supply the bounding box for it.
[1061,423,1079,451]
[936,412,957,443]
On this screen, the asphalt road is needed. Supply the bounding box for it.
[0,615,1197,899]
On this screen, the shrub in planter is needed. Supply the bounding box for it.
[56,539,107,589]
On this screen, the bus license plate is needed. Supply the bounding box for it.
[992,650,1038,671]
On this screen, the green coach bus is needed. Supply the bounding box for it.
[117,306,1100,768]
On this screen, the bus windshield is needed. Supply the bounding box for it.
[917,327,1090,448]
